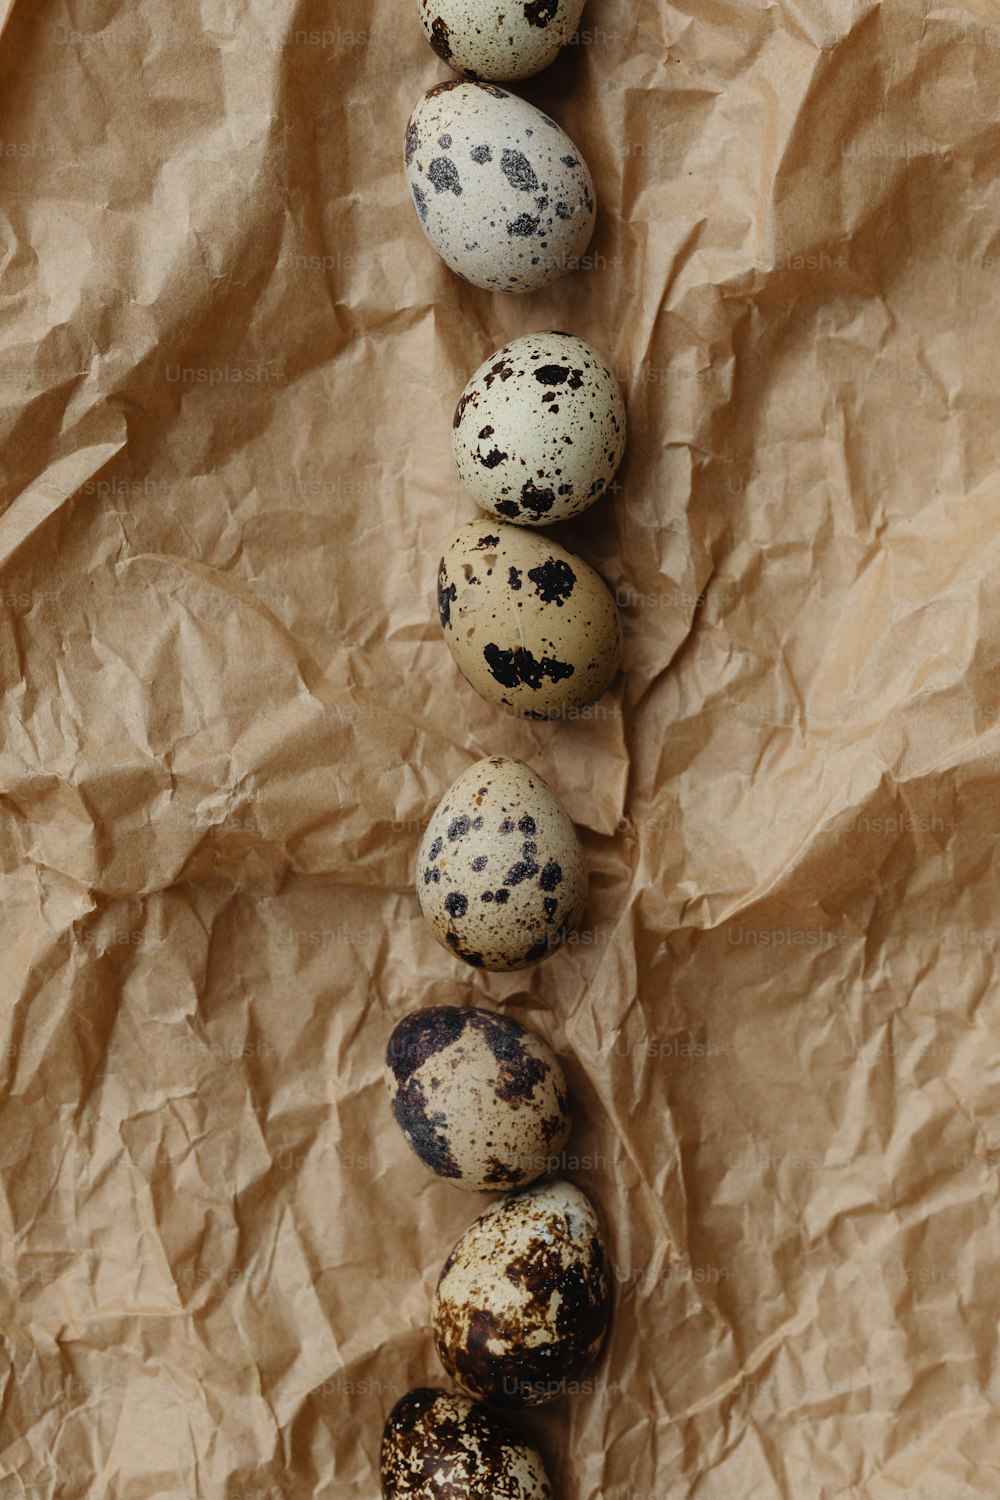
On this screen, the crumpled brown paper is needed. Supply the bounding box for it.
[2,0,1000,1495]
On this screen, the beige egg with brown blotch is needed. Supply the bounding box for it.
[385,1005,571,1191]
[380,1387,553,1497]
[437,522,621,717]
[433,1179,610,1407]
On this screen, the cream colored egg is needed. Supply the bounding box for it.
[437,521,621,717]
[433,1180,610,1407]
[418,0,587,81]
[380,1387,553,1498]
[404,81,595,293]
[453,332,626,525]
[385,1005,571,1192]
[416,756,586,971]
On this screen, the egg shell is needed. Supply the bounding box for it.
[385,1005,571,1192]
[453,332,626,525]
[433,1180,610,1407]
[437,521,622,716]
[404,81,595,293]
[380,1387,553,1498]
[416,756,586,972]
[418,0,587,81]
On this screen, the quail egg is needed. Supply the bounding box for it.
[453,332,626,525]
[433,1179,610,1406]
[418,0,587,80]
[437,521,622,716]
[405,81,595,292]
[385,1005,571,1191]
[381,1387,552,1497]
[416,756,586,971]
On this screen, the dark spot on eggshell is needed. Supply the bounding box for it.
[495,888,510,903]
[429,837,443,859]
[587,476,607,498]
[478,425,494,439]
[508,567,522,590]
[428,15,452,57]
[453,390,476,429]
[484,1156,520,1185]
[528,558,575,604]
[503,856,540,886]
[428,157,462,195]
[507,213,540,237]
[426,78,464,98]
[411,182,428,221]
[501,149,539,192]
[480,448,507,469]
[483,358,515,388]
[484,644,575,693]
[423,866,441,885]
[437,562,457,628]
[520,479,555,518]
[445,891,469,918]
[476,533,500,549]
[518,815,536,835]
[499,819,515,834]
[386,1006,468,1084]
[405,121,419,165]
[476,82,510,99]
[539,861,562,891]
[448,816,471,840]
[472,854,488,871]
[496,499,521,518]
[446,932,484,966]
[555,201,572,220]
[524,0,559,23]
[561,154,579,167]
[470,144,492,163]
[392,1078,462,1178]
[543,897,558,921]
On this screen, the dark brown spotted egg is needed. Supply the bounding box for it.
[404,81,595,293]
[380,1387,552,1498]
[437,521,621,717]
[433,1180,610,1407]
[416,756,586,971]
[453,332,626,525]
[385,1005,571,1192]
[418,0,586,81]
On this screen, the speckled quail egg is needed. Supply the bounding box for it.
[385,1005,571,1191]
[404,81,595,292]
[433,1179,610,1407]
[416,756,586,971]
[381,1387,553,1498]
[453,332,626,525]
[418,0,587,81]
[437,521,621,716]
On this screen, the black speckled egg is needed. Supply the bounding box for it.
[418,0,587,81]
[453,332,626,525]
[380,1387,552,1497]
[385,1005,571,1191]
[437,521,622,716]
[416,756,587,971]
[404,81,595,293]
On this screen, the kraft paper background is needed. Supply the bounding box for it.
[2,0,1000,1496]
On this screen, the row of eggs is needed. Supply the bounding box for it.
[382,1004,609,1495]
[387,9,612,1496]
